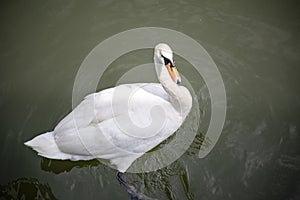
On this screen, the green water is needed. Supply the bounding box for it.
[0,0,299,199]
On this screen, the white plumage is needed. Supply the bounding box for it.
[25,43,192,172]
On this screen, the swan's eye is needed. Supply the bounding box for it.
[161,55,173,67]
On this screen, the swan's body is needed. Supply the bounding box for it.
[25,43,192,172]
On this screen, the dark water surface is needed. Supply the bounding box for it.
[1,0,300,199]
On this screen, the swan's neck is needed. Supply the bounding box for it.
[155,62,192,119]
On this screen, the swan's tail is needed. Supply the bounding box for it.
[24,132,71,160]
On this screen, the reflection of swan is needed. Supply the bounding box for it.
[25,43,192,173]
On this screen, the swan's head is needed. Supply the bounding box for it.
[154,43,181,84]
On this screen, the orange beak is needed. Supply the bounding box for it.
[166,63,181,84]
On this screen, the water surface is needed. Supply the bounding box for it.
[0,0,299,199]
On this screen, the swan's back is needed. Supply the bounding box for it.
[26,83,183,172]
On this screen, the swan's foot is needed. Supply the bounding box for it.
[116,172,155,200]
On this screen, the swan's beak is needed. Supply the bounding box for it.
[166,63,181,84]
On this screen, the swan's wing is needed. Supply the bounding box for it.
[53,83,181,164]
[54,83,169,132]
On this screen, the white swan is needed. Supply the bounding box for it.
[25,43,192,173]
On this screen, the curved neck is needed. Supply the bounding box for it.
[154,60,192,119]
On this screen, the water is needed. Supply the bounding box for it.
[0,0,299,199]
